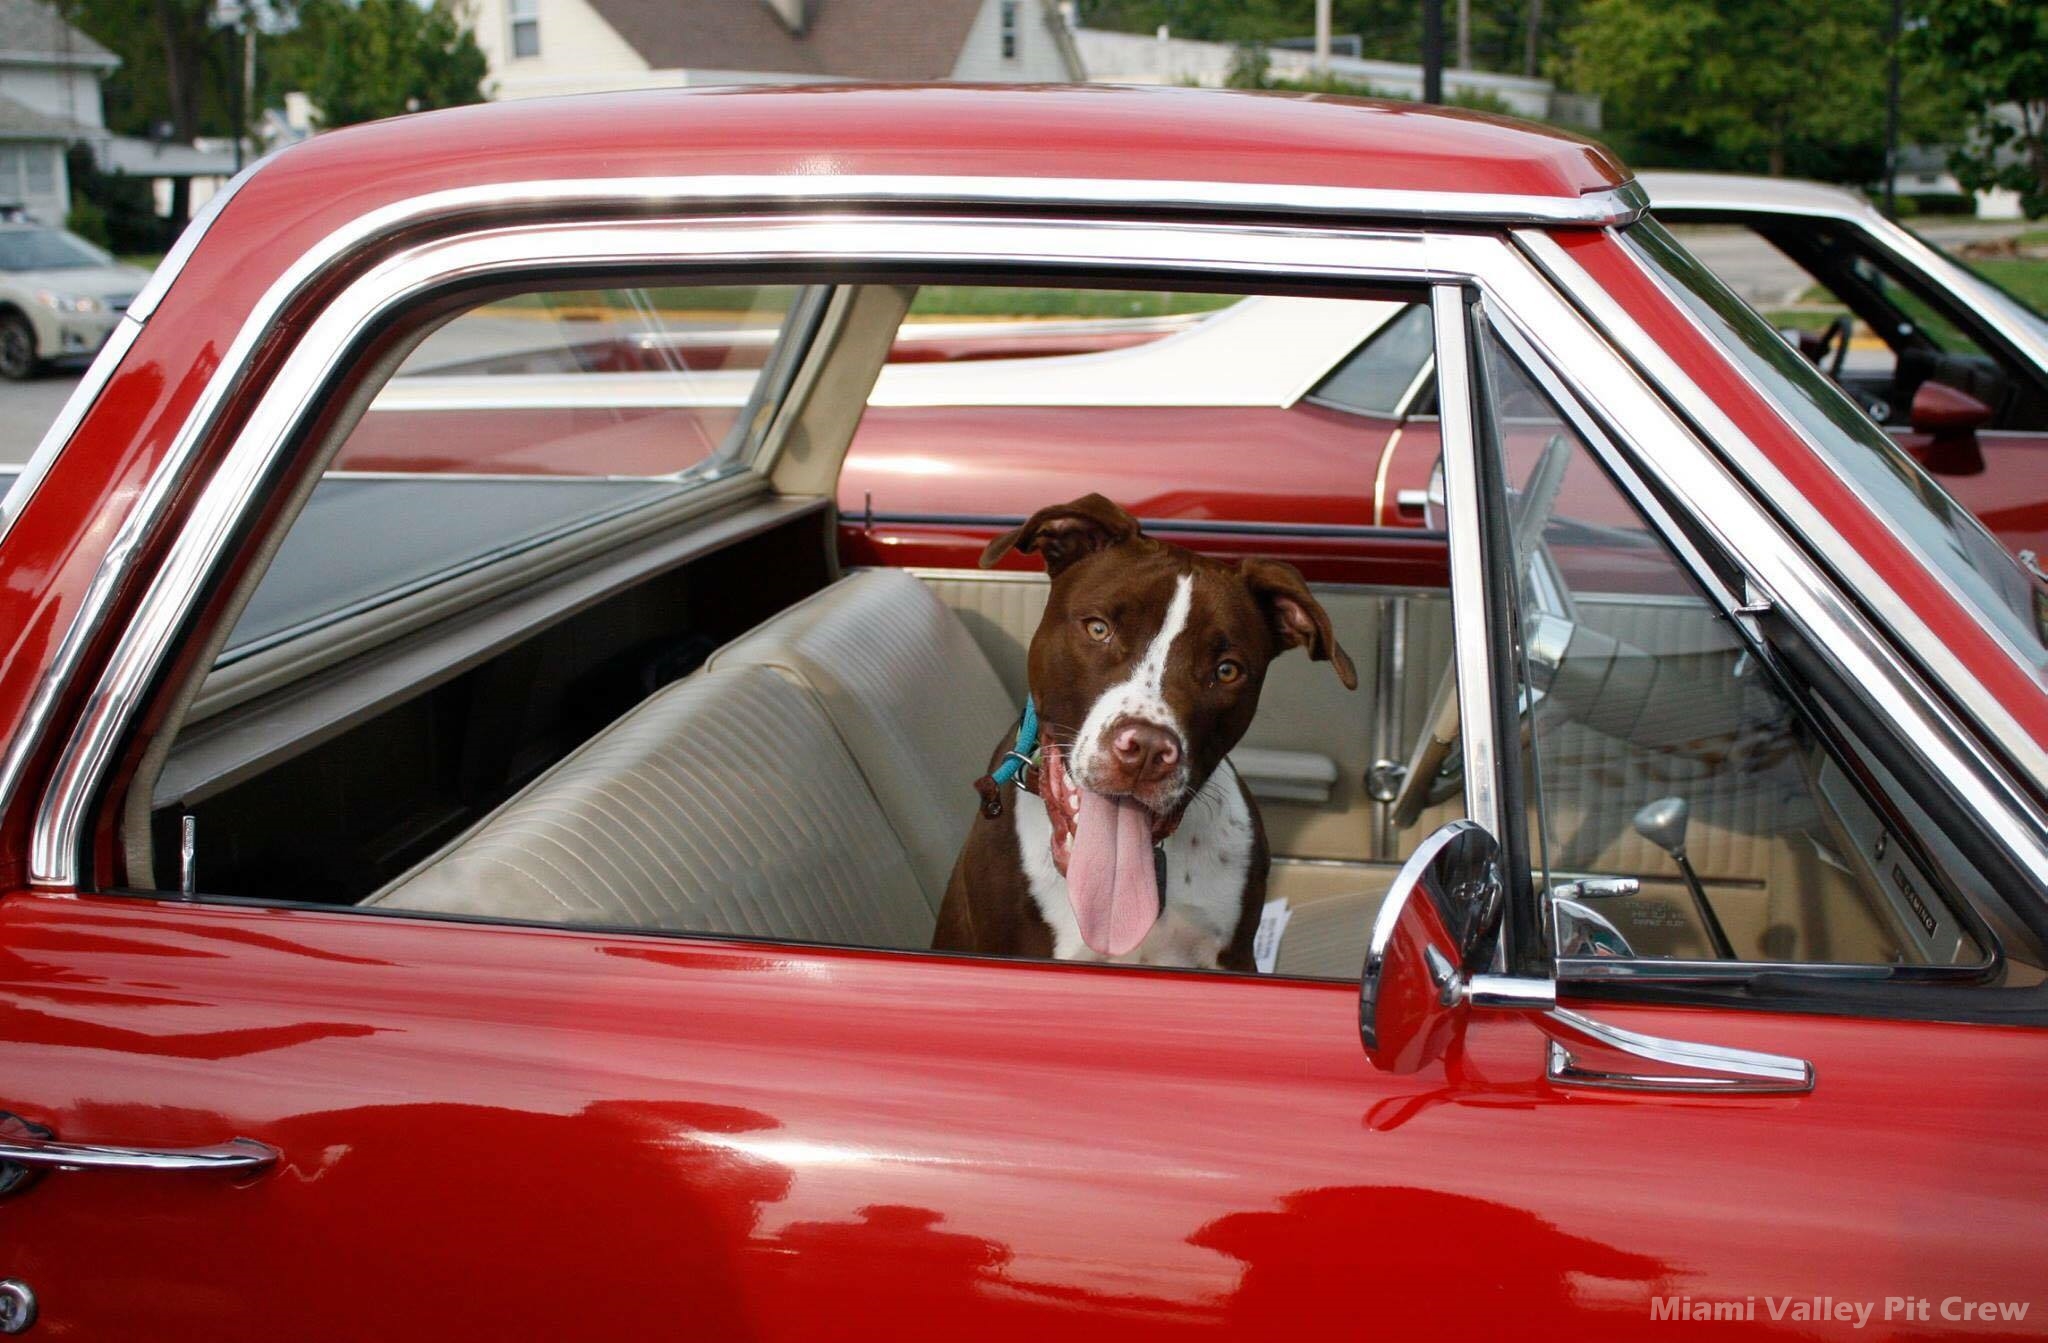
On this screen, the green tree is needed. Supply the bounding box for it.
[281,0,486,128]
[68,0,243,140]
[1911,0,2048,217]
[1566,0,1958,180]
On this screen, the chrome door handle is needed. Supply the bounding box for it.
[2019,549,2048,584]
[1541,1007,1813,1095]
[0,1113,277,1197]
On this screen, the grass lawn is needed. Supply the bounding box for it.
[1965,256,2048,313]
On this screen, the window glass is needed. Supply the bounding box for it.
[22,148,54,196]
[1628,217,2048,673]
[848,289,1412,530]
[144,277,1459,991]
[216,283,810,665]
[509,0,539,57]
[1474,317,1987,969]
[1308,301,1434,417]
[0,227,109,271]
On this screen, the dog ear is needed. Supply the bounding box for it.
[1242,558,1358,690]
[980,494,1142,576]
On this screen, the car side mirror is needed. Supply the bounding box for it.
[1909,380,1992,476]
[1359,823,1814,1092]
[1360,819,1509,1073]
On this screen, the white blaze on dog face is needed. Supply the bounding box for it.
[1069,572,1195,805]
[995,495,1356,825]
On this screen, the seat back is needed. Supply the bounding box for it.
[370,664,934,949]
[709,568,1014,913]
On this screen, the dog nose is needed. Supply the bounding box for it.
[1109,719,1181,785]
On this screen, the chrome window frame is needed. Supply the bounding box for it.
[1470,296,2006,983]
[9,195,2043,1000]
[1515,226,2048,791]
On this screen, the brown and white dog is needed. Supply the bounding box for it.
[933,494,1356,971]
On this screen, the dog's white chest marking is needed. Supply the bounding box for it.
[1070,573,1195,799]
[1015,760,1254,968]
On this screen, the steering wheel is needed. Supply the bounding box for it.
[1390,435,1574,831]
[1810,315,1853,380]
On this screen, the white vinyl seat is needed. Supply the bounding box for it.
[708,568,1015,914]
[368,663,935,949]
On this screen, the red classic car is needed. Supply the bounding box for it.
[0,85,2044,1340]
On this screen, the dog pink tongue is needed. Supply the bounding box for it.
[1065,789,1161,956]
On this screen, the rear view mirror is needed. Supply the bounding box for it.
[1909,381,1993,476]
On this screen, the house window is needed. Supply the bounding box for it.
[1000,0,1018,58]
[509,0,540,58]
[23,146,55,197]
[0,146,54,211]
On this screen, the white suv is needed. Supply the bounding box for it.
[0,224,152,380]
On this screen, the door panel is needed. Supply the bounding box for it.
[4,893,2044,1340]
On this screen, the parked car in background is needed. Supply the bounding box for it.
[0,86,2043,1338]
[1645,172,2048,574]
[0,224,150,381]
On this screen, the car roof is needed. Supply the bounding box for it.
[242,84,1631,227]
[128,85,1636,412]
[1639,170,1874,218]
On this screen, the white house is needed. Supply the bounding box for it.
[0,0,237,227]
[468,0,1083,102]
[1073,25,1599,128]
[0,0,115,222]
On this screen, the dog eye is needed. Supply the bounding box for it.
[1216,660,1243,684]
[1083,617,1112,642]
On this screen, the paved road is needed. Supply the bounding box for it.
[1,374,82,467]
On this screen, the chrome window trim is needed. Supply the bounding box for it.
[0,151,258,547]
[1513,225,2048,790]
[1496,229,2048,895]
[125,158,266,323]
[20,209,2045,944]
[1430,284,1502,843]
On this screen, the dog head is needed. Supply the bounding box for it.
[983,493,1357,830]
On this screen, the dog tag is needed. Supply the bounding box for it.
[1253,898,1292,975]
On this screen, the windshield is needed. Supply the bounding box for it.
[1626,216,2048,673]
[0,228,112,272]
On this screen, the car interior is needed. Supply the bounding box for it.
[1691,216,2048,433]
[112,271,2028,986]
